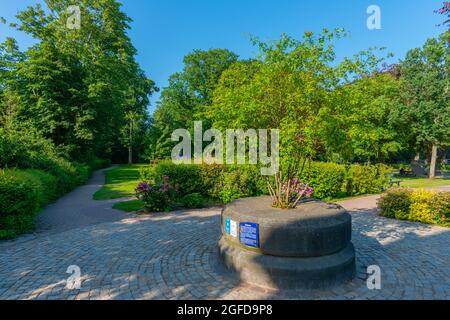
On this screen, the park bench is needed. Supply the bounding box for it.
[388,178,401,187]
[385,172,402,188]
[399,168,415,177]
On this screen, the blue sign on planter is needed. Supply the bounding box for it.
[224,217,231,235]
[239,222,259,248]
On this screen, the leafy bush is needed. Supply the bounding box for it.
[0,170,41,239]
[23,169,58,206]
[153,161,202,199]
[430,192,450,226]
[378,188,412,219]
[378,188,450,226]
[135,179,173,212]
[218,165,267,204]
[346,164,389,196]
[198,164,226,198]
[181,193,204,209]
[408,190,440,225]
[299,162,346,200]
[139,165,156,182]
[73,162,91,186]
[0,129,94,193]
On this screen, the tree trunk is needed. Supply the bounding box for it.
[128,118,133,165]
[429,144,438,179]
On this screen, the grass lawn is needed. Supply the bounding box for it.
[329,177,450,202]
[399,177,450,189]
[93,164,147,200]
[112,200,144,212]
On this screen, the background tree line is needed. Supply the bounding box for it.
[148,30,449,178]
[1,1,448,177]
[0,0,156,164]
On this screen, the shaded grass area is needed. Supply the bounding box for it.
[112,200,144,212]
[93,164,147,200]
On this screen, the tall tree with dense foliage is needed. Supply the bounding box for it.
[207,30,388,162]
[0,0,156,161]
[329,72,405,163]
[148,48,238,159]
[399,33,450,177]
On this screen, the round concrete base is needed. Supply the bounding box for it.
[219,237,356,290]
[219,196,356,289]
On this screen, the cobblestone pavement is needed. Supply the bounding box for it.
[0,200,449,300]
[1,170,449,301]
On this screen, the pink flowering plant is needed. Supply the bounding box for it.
[266,159,314,209]
[135,176,173,212]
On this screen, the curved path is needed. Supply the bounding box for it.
[34,166,132,235]
[0,173,448,300]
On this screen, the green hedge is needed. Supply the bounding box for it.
[345,164,389,196]
[153,162,203,199]
[378,188,449,227]
[144,161,266,204]
[299,162,347,200]
[0,161,110,240]
[143,161,392,206]
[0,170,41,239]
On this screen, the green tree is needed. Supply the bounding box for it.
[149,48,238,159]
[2,0,156,161]
[207,30,387,162]
[324,73,405,163]
[399,33,450,177]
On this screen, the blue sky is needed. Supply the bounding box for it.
[0,0,446,112]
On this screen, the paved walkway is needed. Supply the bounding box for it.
[0,173,448,300]
[34,167,130,235]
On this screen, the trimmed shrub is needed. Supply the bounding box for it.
[378,188,412,219]
[346,164,389,196]
[0,170,41,239]
[218,165,267,204]
[378,188,450,226]
[299,162,346,200]
[198,164,226,198]
[139,165,156,182]
[23,169,58,206]
[147,162,268,204]
[409,190,437,225]
[181,193,204,209]
[430,192,450,227]
[153,161,202,199]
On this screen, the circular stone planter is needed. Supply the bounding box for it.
[219,196,356,290]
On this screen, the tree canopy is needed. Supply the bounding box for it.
[0,0,156,161]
